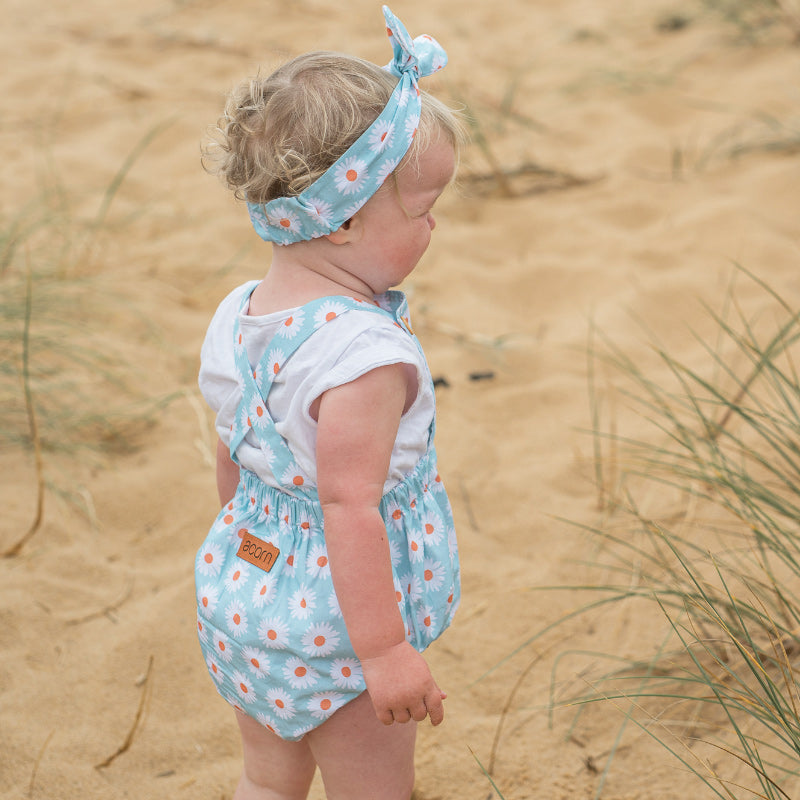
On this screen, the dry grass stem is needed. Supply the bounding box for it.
[27,729,55,799]
[3,262,45,558]
[65,576,135,626]
[95,655,154,770]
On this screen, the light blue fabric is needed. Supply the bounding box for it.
[246,5,447,246]
[195,288,460,740]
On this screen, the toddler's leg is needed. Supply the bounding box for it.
[306,691,417,800]
[233,709,317,800]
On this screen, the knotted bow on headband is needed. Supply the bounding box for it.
[247,5,447,245]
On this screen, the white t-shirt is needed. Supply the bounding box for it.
[198,282,435,493]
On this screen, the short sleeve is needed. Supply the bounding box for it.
[198,281,257,433]
[270,310,434,490]
[304,319,427,417]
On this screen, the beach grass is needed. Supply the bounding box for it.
[537,266,800,798]
[449,83,600,200]
[701,0,800,42]
[0,124,173,555]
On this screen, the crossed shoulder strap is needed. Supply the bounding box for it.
[228,286,419,497]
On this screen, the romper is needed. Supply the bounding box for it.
[195,287,460,741]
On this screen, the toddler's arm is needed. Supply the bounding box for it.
[216,438,240,506]
[316,363,445,727]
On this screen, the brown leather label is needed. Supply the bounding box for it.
[236,532,280,573]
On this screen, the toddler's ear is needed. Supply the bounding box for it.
[325,216,363,245]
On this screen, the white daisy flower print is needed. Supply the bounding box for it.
[289,586,316,620]
[344,200,369,223]
[368,119,394,152]
[276,308,306,339]
[220,689,243,714]
[255,711,280,736]
[309,691,345,720]
[196,583,219,618]
[258,617,290,650]
[234,326,246,356]
[386,501,404,529]
[197,616,208,644]
[213,630,233,663]
[400,572,423,604]
[256,441,276,470]
[251,574,277,608]
[395,82,413,108]
[334,156,368,195]
[304,197,335,228]
[220,502,235,526]
[306,544,330,579]
[301,622,340,658]
[282,548,298,578]
[284,657,319,690]
[278,506,292,529]
[416,605,437,638]
[281,463,310,490]
[224,599,248,638]
[224,563,249,594]
[292,722,315,740]
[250,399,269,430]
[232,670,257,705]
[421,513,444,546]
[448,525,458,559]
[205,654,223,683]
[374,157,397,188]
[266,347,286,378]
[429,466,445,493]
[297,513,313,536]
[429,50,446,72]
[422,557,445,593]
[266,688,296,720]
[196,542,223,577]
[250,359,265,387]
[404,112,421,140]
[248,201,269,227]
[313,300,347,326]
[266,205,301,235]
[388,537,402,567]
[408,529,424,563]
[256,500,273,524]
[238,403,254,432]
[226,523,249,549]
[445,587,458,619]
[393,576,405,606]
[242,646,270,679]
[330,658,362,690]
[327,590,343,618]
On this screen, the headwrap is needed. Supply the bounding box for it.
[246,5,447,245]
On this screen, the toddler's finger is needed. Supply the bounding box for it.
[409,700,429,722]
[426,690,445,726]
[371,698,395,726]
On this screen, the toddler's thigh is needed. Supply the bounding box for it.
[306,691,416,800]
[235,709,316,798]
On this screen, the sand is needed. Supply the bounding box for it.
[2,0,799,798]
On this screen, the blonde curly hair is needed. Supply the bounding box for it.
[203,51,463,204]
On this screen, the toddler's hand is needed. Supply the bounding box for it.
[360,641,446,726]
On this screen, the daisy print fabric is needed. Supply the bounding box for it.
[246,5,447,246]
[195,288,460,740]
